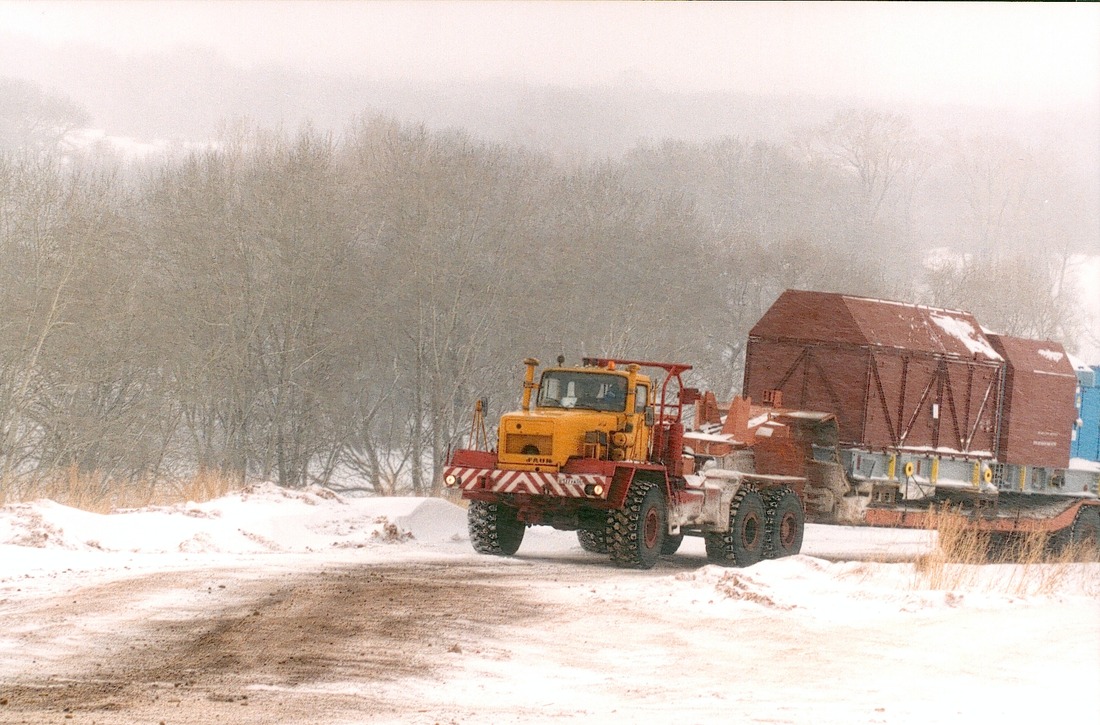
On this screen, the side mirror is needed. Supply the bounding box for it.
[644,406,655,427]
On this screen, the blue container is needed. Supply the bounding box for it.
[1072,365,1100,462]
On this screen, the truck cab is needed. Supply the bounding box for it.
[496,362,653,471]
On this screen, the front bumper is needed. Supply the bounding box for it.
[443,465,610,499]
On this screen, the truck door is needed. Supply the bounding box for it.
[633,383,651,460]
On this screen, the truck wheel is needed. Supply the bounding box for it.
[661,533,684,556]
[609,480,666,569]
[705,487,766,567]
[468,500,525,556]
[763,487,804,559]
[577,527,609,554]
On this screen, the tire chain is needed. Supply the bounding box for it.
[762,486,792,559]
[577,524,610,554]
[608,480,657,568]
[468,500,507,554]
[704,484,755,564]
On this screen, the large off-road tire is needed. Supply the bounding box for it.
[661,533,684,556]
[468,500,525,556]
[705,486,766,567]
[608,480,667,569]
[763,487,805,559]
[577,527,610,554]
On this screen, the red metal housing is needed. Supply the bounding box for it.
[745,290,1004,459]
[986,334,1077,468]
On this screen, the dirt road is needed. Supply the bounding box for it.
[0,561,549,724]
[1,550,1097,724]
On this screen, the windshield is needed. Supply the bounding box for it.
[537,371,628,412]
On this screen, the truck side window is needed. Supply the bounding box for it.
[635,384,648,413]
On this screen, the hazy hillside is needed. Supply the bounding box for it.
[0,27,1097,493]
[3,30,1097,177]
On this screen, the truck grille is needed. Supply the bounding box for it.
[504,434,553,456]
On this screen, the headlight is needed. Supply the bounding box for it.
[444,473,458,487]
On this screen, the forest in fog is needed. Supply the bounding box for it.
[1,70,1097,497]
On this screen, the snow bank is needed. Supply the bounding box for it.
[0,483,470,555]
[2,486,1095,612]
[552,553,1100,627]
[348,495,469,544]
[1,485,1096,725]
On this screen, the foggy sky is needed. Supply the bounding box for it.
[1,1,1097,111]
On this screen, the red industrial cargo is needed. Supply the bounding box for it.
[744,290,1004,458]
[987,334,1077,469]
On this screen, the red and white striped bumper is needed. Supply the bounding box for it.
[443,466,610,498]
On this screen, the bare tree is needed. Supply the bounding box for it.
[0,78,90,152]
[806,109,921,248]
[0,153,84,491]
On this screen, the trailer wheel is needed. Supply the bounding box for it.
[705,487,766,567]
[1068,505,1100,559]
[468,500,525,556]
[609,480,666,569]
[984,532,1018,562]
[764,487,805,559]
[577,527,609,554]
[661,533,684,556]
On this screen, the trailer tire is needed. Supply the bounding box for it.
[577,527,609,554]
[661,533,684,556]
[1067,505,1100,559]
[609,480,666,569]
[705,487,766,567]
[984,532,1018,562]
[468,500,525,556]
[763,487,804,559]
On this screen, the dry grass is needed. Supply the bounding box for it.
[171,470,237,505]
[911,503,1097,596]
[0,468,239,513]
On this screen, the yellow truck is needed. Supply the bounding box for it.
[443,357,806,569]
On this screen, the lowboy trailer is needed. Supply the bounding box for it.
[443,291,1099,567]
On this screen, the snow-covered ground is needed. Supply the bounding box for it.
[61,127,212,161]
[0,484,1097,724]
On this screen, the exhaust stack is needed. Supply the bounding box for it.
[521,358,540,411]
